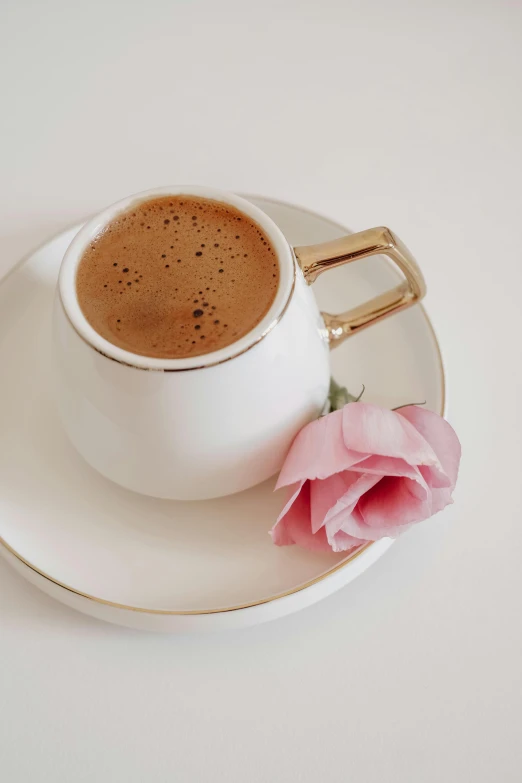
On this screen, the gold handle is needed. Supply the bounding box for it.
[294,226,426,347]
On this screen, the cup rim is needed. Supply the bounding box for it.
[58,185,296,371]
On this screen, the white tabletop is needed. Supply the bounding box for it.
[1,2,521,781]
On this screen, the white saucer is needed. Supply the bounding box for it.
[0,196,445,632]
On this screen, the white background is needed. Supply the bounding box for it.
[1,1,521,781]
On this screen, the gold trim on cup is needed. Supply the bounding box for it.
[58,187,298,373]
[57,267,296,372]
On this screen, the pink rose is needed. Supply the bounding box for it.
[271,403,461,553]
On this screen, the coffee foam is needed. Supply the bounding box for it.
[76,196,279,359]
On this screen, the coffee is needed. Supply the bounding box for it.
[76,195,279,359]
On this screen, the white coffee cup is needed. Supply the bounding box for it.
[54,186,425,500]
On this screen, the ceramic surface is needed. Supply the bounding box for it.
[0,196,445,631]
[54,187,330,500]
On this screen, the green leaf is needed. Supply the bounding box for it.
[328,378,361,412]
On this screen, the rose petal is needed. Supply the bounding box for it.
[320,470,430,541]
[323,472,382,536]
[342,403,442,471]
[276,409,368,488]
[358,475,431,530]
[327,529,364,554]
[430,487,454,515]
[397,406,461,489]
[347,454,429,481]
[310,470,368,533]
[271,481,331,551]
[271,481,308,546]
